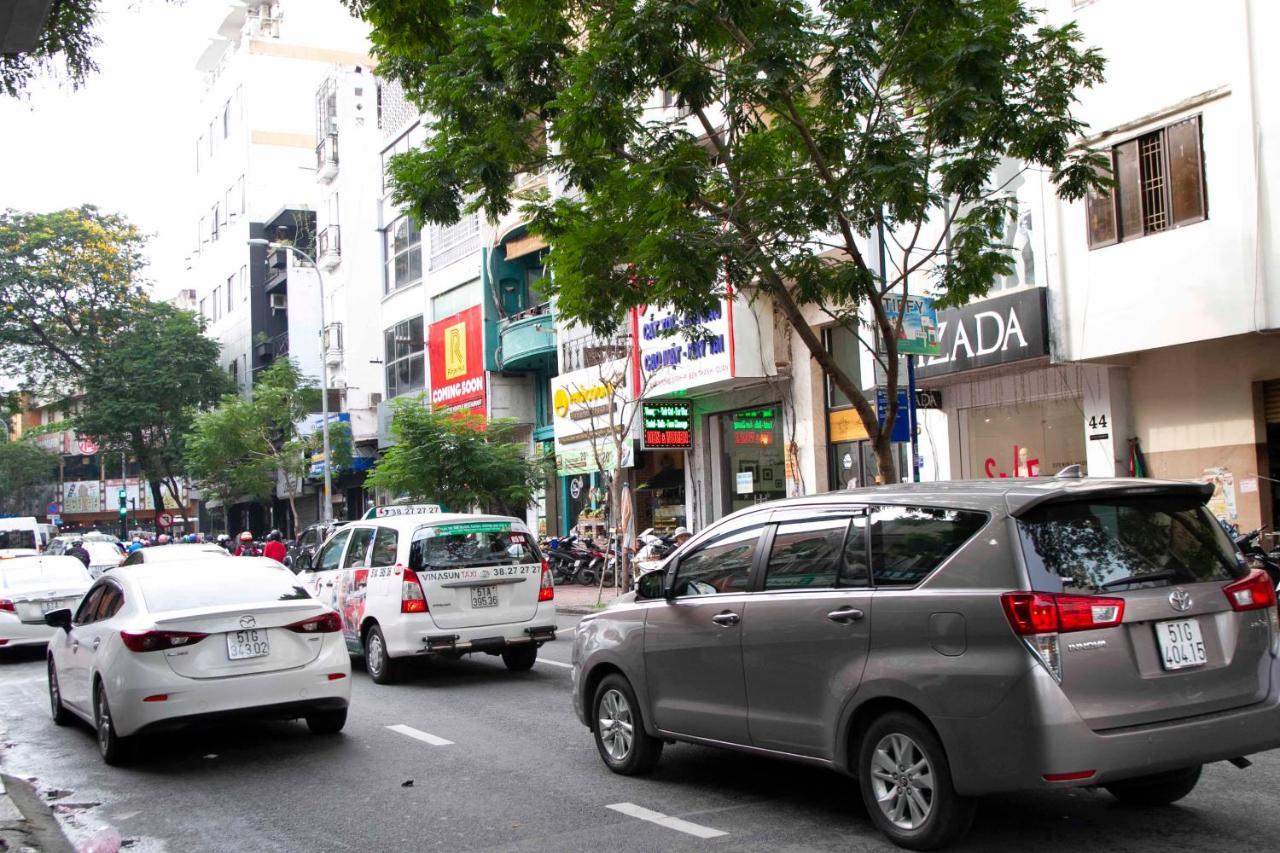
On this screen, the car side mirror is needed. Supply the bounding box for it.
[44,608,72,632]
[635,570,665,601]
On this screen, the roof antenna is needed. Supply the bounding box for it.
[1055,465,1083,479]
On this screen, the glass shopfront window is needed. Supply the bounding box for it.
[962,396,1086,479]
[720,405,786,514]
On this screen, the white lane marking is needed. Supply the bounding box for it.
[535,658,573,669]
[387,724,453,746]
[606,803,728,839]
[556,626,577,635]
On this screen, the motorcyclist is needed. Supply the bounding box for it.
[234,530,260,557]
[126,537,144,554]
[157,533,170,545]
[672,526,692,548]
[263,529,287,564]
[65,538,91,568]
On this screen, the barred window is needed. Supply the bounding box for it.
[1088,116,1205,250]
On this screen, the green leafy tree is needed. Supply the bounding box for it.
[1,0,99,99]
[352,0,1105,483]
[0,439,60,516]
[76,301,234,522]
[368,400,548,516]
[0,206,147,391]
[184,401,271,534]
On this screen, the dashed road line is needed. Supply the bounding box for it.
[556,626,577,635]
[606,803,728,839]
[535,658,573,669]
[386,724,453,746]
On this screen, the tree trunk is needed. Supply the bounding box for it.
[148,478,166,528]
[287,492,300,537]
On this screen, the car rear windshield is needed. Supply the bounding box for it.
[409,521,539,572]
[1,559,90,588]
[1018,495,1245,593]
[84,542,122,565]
[139,568,312,612]
[0,530,36,550]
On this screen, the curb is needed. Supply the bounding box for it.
[0,773,77,853]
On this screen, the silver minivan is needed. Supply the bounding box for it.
[571,476,1280,849]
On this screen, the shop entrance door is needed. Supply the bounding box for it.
[830,441,878,490]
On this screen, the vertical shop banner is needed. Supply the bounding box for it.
[428,305,487,416]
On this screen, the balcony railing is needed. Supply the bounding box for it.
[324,322,344,366]
[318,224,341,269]
[561,332,632,373]
[316,133,339,182]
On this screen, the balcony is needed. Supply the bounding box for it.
[324,322,344,366]
[264,246,289,292]
[497,304,556,372]
[318,224,341,270]
[254,332,289,365]
[316,133,339,182]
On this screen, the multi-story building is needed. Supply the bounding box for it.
[178,1,371,531]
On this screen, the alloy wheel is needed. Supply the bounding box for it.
[48,662,60,714]
[869,732,935,830]
[367,632,384,677]
[597,688,634,761]
[96,690,112,753]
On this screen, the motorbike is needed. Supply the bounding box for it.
[1235,527,1280,589]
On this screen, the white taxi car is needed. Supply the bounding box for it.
[298,505,557,683]
[1,557,93,649]
[45,558,351,764]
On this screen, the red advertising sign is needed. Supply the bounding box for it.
[428,305,486,416]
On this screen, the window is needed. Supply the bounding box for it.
[1087,116,1206,249]
[198,216,207,246]
[199,298,207,320]
[195,139,201,173]
[383,216,422,293]
[73,586,105,625]
[226,187,235,221]
[824,323,862,410]
[672,526,762,597]
[212,287,221,321]
[408,524,539,572]
[383,316,425,399]
[1018,496,1244,594]
[211,205,220,241]
[237,175,245,214]
[138,570,310,612]
[764,519,851,591]
[370,527,399,567]
[316,529,352,572]
[226,274,235,313]
[93,584,124,622]
[868,506,987,586]
[343,527,375,569]
[240,265,248,302]
[432,279,481,321]
[222,101,230,138]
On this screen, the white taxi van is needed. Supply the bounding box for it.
[297,505,557,683]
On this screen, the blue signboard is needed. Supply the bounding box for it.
[875,387,912,443]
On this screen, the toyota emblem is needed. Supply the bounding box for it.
[239,615,257,628]
[1168,588,1193,612]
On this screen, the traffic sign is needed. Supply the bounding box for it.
[46,501,61,515]
[157,512,174,529]
[77,438,99,455]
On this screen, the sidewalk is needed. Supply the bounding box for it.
[0,773,76,853]
[554,582,624,615]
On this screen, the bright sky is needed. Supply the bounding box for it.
[0,0,230,297]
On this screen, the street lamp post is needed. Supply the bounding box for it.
[247,238,334,525]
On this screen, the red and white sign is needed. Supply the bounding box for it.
[156,512,174,529]
[428,305,486,416]
[77,437,99,455]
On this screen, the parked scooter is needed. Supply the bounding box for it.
[1235,527,1280,590]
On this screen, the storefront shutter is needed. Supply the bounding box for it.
[1264,380,1280,424]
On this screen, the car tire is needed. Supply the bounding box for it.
[93,681,132,766]
[591,674,662,776]
[857,711,974,851]
[1105,765,1202,807]
[501,645,537,672]
[48,657,71,727]
[363,625,401,685]
[305,708,348,735]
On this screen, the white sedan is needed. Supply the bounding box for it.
[45,557,351,764]
[1,557,93,649]
[118,543,230,567]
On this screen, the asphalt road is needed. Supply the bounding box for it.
[3,616,1280,853]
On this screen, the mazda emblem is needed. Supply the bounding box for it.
[239,615,257,628]
[1168,588,1193,612]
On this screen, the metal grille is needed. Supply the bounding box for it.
[428,214,481,270]
[561,333,632,373]
[1139,132,1168,233]
[1264,380,1280,424]
[377,76,418,140]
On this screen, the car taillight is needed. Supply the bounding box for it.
[538,559,554,602]
[285,612,342,633]
[1223,570,1277,612]
[401,567,428,613]
[1001,591,1125,682]
[1001,592,1125,635]
[120,629,209,652]
[0,599,14,613]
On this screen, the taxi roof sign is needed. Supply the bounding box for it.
[364,504,443,520]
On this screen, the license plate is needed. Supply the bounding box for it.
[226,629,271,660]
[470,586,499,608]
[1155,618,1207,671]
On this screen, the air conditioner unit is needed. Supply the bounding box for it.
[269,293,287,311]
